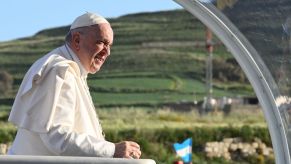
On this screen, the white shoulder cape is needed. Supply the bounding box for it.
[9,49,80,133]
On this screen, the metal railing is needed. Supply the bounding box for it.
[0,155,156,164]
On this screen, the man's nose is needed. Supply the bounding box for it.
[103,46,110,56]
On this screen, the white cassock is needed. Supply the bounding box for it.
[8,44,115,157]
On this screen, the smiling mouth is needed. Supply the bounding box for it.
[95,56,104,62]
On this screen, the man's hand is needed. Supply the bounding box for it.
[113,141,141,159]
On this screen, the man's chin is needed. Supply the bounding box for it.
[89,67,101,74]
[89,63,102,74]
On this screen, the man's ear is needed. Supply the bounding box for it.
[72,32,81,51]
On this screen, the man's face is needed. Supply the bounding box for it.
[77,24,113,74]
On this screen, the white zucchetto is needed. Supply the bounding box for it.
[70,12,109,30]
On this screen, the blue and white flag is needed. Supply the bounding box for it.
[173,138,192,163]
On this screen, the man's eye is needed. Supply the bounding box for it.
[96,41,111,48]
[97,41,105,45]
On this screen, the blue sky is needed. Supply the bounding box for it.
[0,0,182,42]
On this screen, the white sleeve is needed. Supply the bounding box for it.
[39,71,115,157]
[39,125,115,157]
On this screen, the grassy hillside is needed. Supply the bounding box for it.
[0,9,254,107]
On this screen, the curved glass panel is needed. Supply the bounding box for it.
[174,0,291,163]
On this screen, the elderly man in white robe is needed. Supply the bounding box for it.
[8,12,141,159]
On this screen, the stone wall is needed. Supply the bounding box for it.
[204,138,273,160]
[0,143,9,155]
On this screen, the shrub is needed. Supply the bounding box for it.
[212,58,247,83]
[0,128,16,143]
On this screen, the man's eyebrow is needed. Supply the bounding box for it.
[97,39,113,46]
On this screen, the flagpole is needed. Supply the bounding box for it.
[205,27,214,114]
